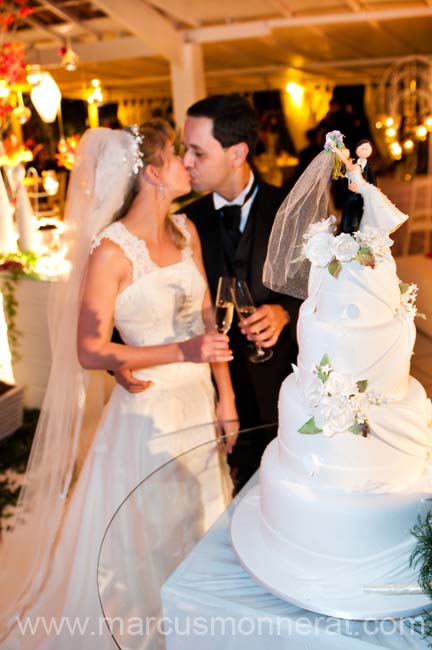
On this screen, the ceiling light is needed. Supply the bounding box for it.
[61,47,79,72]
[26,64,43,86]
[31,73,62,123]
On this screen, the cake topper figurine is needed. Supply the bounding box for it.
[339,138,376,234]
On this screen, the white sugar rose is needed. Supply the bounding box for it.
[304,215,337,241]
[321,395,354,436]
[325,371,357,397]
[349,391,369,418]
[355,226,392,257]
[303,232,333,267]
[331,233,359,262]
[302,375,325,412]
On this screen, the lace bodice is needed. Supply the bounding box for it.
[90,214,193,282]
[90,214,206,347]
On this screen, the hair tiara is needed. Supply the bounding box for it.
[127,124,145,174]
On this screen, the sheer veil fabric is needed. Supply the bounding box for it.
[0,128,137,638]
[263,150,335,300]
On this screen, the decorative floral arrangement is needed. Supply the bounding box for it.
[0,251,39,361]
[324,130,344,152]
[0,246,71,360]
[0,136,33,167]
[56,135,81,170]
[301,216,393,277]
[399,281,426,322]
[293,354,385,438]
[0,1,34,129]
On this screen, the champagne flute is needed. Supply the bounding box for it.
[231,279,273,363]
[215,277,235,334]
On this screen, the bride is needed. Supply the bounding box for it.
[1,120,238,648]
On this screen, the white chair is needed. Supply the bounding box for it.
[402,175,432,255]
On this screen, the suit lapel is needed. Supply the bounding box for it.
[197,196,227,295]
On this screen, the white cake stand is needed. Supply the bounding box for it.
[231,486,432,620]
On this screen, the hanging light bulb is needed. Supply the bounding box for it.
[384,116,394,128]
[415,125,428,141]
[385,127,397,140]
[87,79,104,107]
[389,142,402,160]
[26,64,42,86]
[31,73,62,123]
[0,80,10,99]
[12,90,31,124]
[402,139,414,152]
[61,39,79,72]
[424,115,432,132]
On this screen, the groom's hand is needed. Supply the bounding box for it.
[239,304,289,348]
[113,368,153,393]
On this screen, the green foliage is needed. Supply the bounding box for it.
[348,421,363,435]
[0,251,40,361]
[355,247,376,269]
[316,353,332,382]
[298,417,322,434]
[408,512,432,643]
[411,512,432,599]
[328,258,342,278]
[356,380,368,393]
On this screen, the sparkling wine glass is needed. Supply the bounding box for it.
[215,277,235,334]
[231,279,273,363]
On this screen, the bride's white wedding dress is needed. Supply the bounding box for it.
[5,215,228,650]
[347,166,408,233]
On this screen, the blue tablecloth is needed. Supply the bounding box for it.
[162,476,429,649]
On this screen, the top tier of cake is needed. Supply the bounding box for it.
[297,252,416,401]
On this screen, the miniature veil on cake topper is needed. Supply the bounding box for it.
[263,130,345,300]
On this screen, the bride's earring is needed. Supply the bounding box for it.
[158,183,165,199]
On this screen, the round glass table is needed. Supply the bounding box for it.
[96,423,275,650]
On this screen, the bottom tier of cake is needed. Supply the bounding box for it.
[231,440,432,618]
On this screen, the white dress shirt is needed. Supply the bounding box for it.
[212,173,258,233]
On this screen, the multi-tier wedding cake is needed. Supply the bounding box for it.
[231,173,432,619]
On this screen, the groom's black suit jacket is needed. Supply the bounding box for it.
[183,180,301,428]
[339,160,377,234]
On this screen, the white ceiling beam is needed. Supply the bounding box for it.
[343,0,381,31]
[37,0,100,38]
[144,0,200,27]
[3,0,64,44]
[26,36,156,65]
[186,6,432,43]
[186,21,272,42]
[269,0,293,17]
[12,17,127,45]
[91,0,184,63]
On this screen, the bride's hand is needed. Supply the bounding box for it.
[179,333,233,363]
[215,397,239,454]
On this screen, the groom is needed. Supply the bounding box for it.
[181,94,300,493]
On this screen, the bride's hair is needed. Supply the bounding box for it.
[115,118,187,249]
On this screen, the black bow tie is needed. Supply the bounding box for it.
[220,204,242,232]
[218,180,258,233]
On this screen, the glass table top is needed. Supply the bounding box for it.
[96,422,276,650]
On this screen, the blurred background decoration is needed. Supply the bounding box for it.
[374,55,432,169]
[0,1,33,135]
